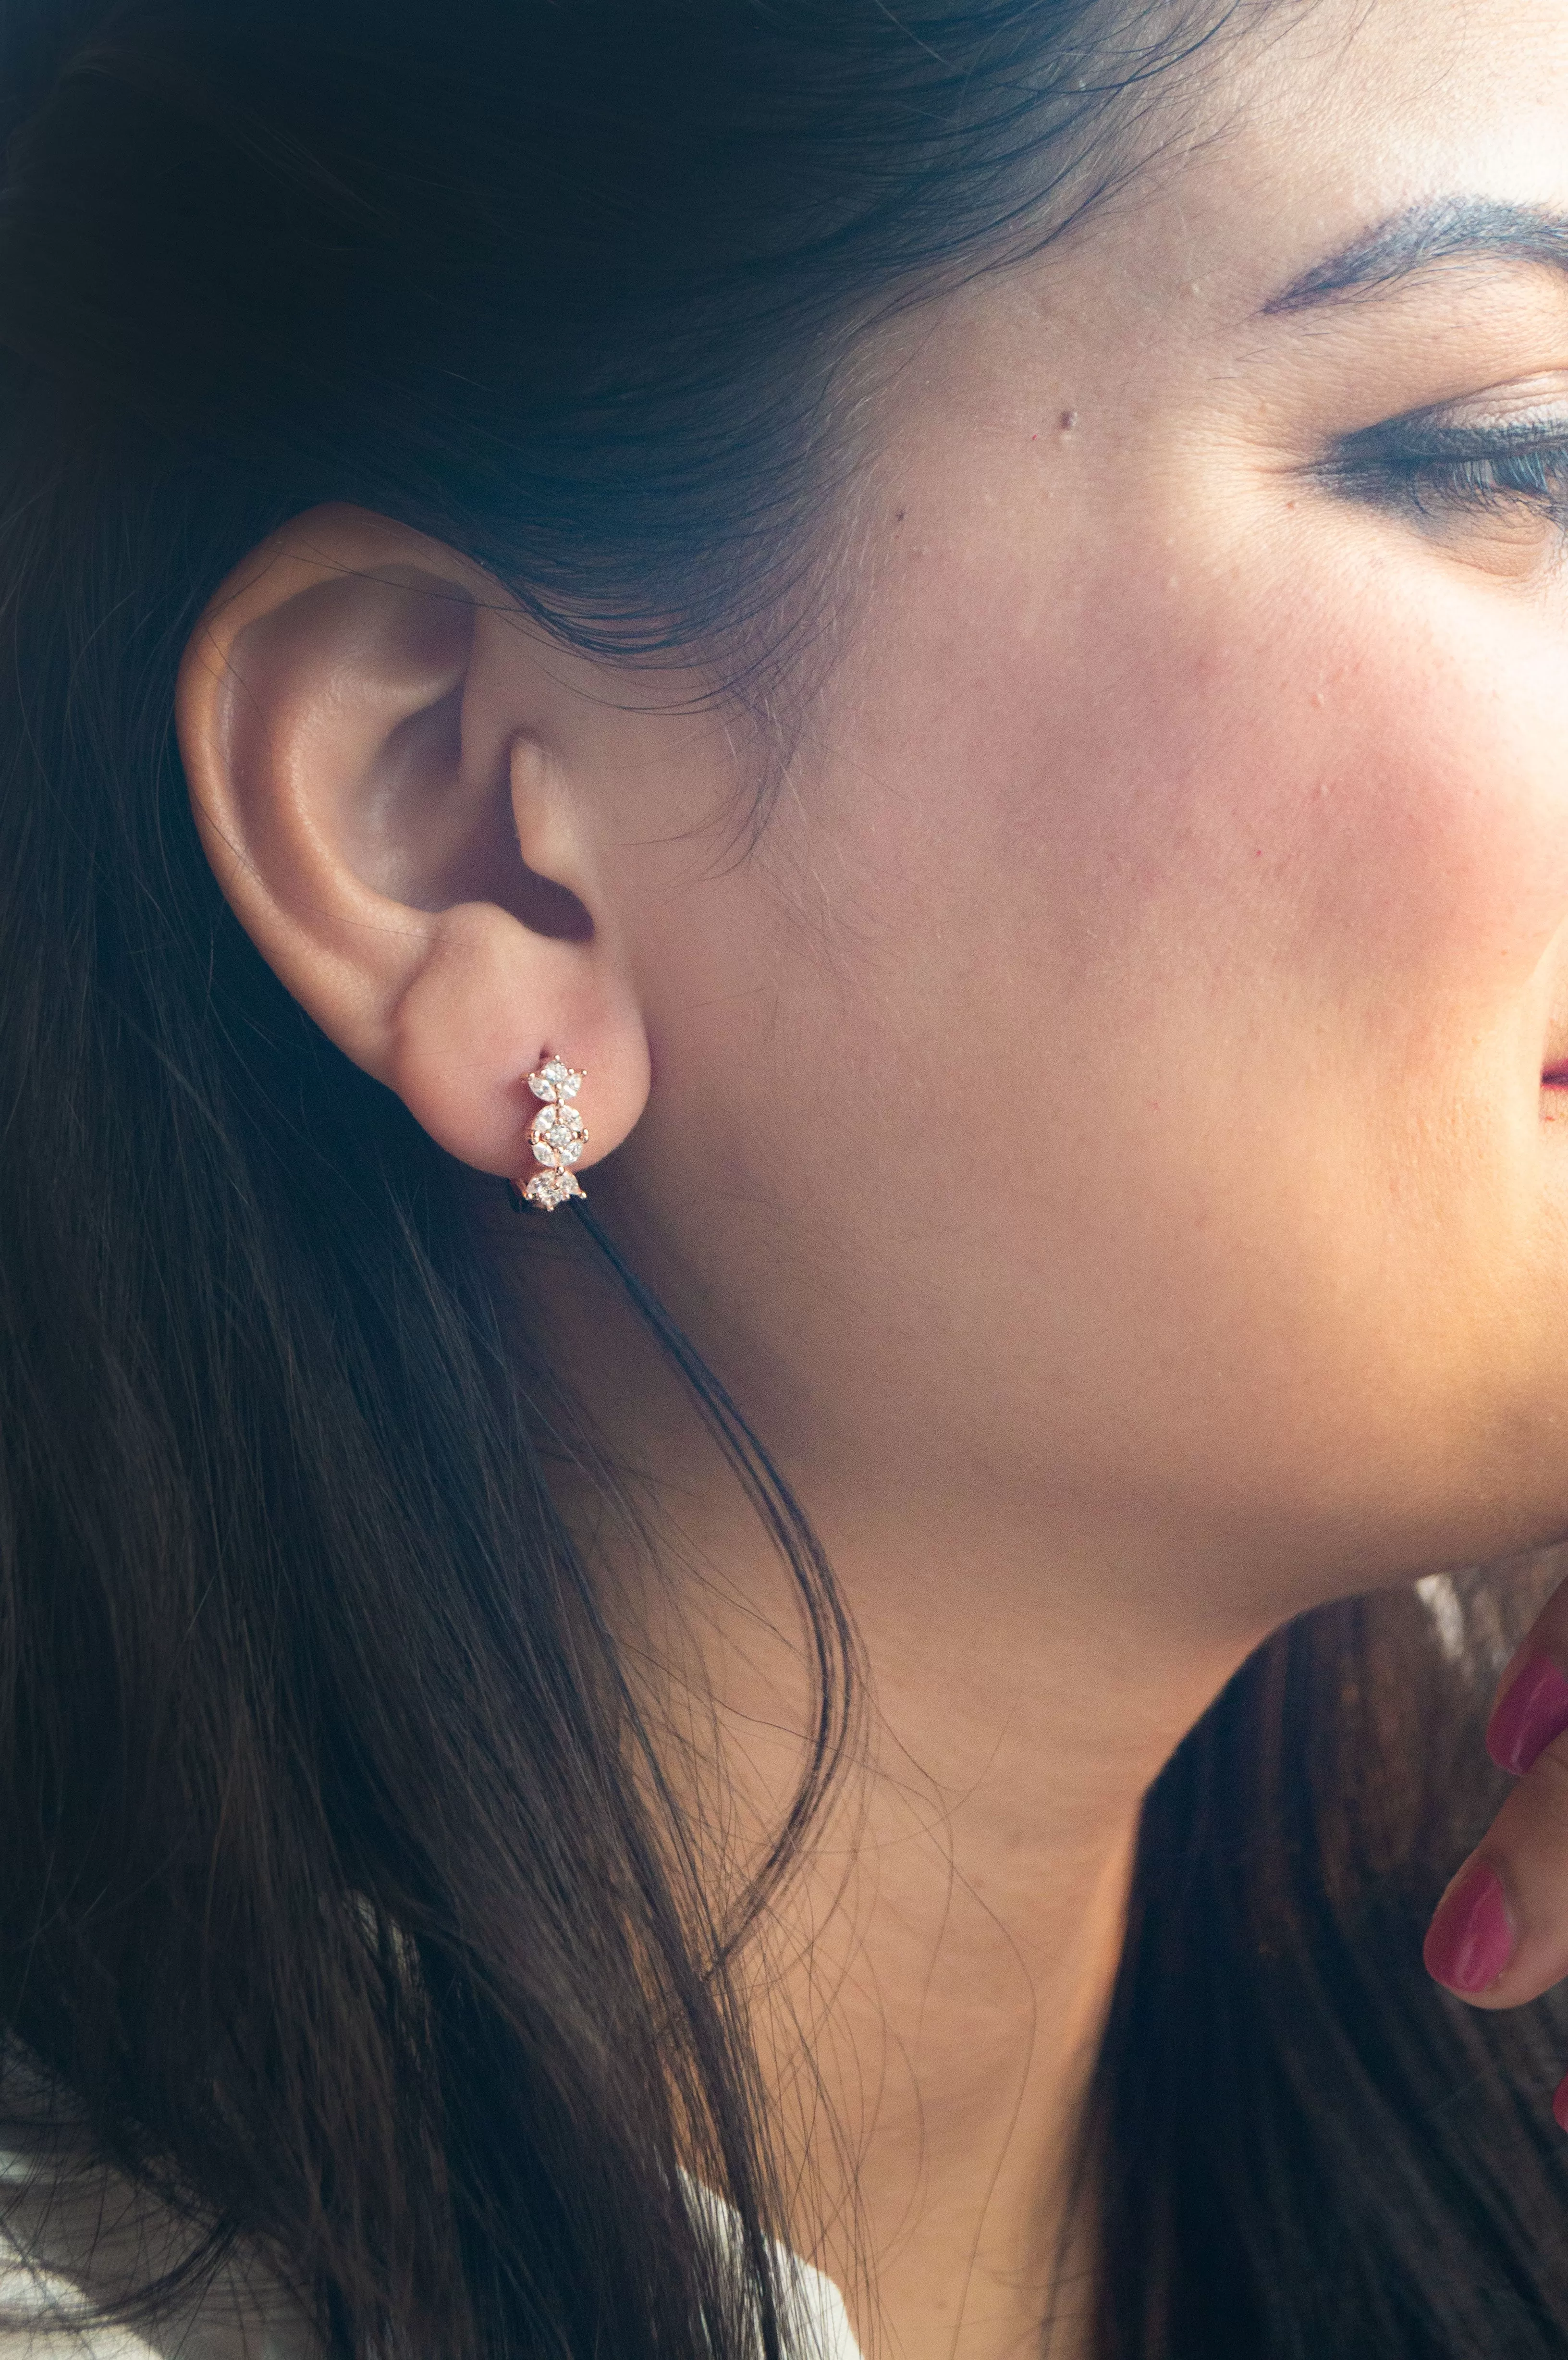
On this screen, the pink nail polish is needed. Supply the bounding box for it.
[1553,2074,1568,2134]
[1422,1859,1514,1994]
[1488,1655,1568,1776]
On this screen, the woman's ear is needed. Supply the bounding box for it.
[177,503,650,1180]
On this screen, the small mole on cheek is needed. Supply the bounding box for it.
[1059,408,1078,433]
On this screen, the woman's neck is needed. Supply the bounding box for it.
[686,1494,1255,2360]
[525,1207,1267,2360]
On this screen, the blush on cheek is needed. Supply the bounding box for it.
[1147,565,1568,1050]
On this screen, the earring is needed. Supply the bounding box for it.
[514,1054,587,1210]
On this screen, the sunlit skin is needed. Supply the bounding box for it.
[175,0,1568,2353]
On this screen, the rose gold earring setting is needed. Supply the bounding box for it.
[515,1055,587,1210]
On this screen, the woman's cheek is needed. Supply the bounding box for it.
[836,473,1568,1146]
[1094,544,1568,1065]
[788,514,1568,1560]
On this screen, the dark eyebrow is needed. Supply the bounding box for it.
[1262,198,1568,315]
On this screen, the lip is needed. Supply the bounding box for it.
[1544,1065,1568,1089]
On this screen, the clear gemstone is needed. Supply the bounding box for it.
[527,1057,582,1104]
[523,1167,584,1211]
[530,1102,585,1167]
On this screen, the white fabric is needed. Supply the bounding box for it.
[683,2178,863,2360]
[0,2154,864,2360]
[773,2254,863,2360]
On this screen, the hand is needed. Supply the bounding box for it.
[1424,1581,1568,2125]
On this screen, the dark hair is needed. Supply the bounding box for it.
[0,2,1565,2355]
[1090,1574,1568,2357]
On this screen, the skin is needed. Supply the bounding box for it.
[176,0,1568,2352]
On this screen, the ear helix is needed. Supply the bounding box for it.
[510,1054,588,1211]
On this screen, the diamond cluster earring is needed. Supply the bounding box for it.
[514,1054,587,1211]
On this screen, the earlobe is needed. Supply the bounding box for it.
[384,895,638,1178]
[176,503,650,1181]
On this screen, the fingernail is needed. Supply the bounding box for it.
[1423,1858,1515,1994]
[1553,2073,1568,2134]
[1488,1655,1568,1776]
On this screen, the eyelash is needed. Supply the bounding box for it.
[1334,425,1568,533]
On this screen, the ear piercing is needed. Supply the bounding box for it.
[514,1055,587,1210]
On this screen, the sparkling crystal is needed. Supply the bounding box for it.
[530,1101,585,1167]
[527,1057,582,1104]
[522,1168,585,1211]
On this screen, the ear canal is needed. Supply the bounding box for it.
[503,867,594,944]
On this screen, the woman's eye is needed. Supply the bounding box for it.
[1329,420,1568,554]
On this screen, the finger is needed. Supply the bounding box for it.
[1424,1731,1568,2010]
[1480,1547,1568,1772]
[1421,1577,1568,2130]
[1458,1584,1568,1999]
[1488,1645,1568,1778]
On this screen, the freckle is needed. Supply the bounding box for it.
[894,507,906,522]
[1059,408,1078,432]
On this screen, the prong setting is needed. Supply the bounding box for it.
[515,1057,588,1210]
